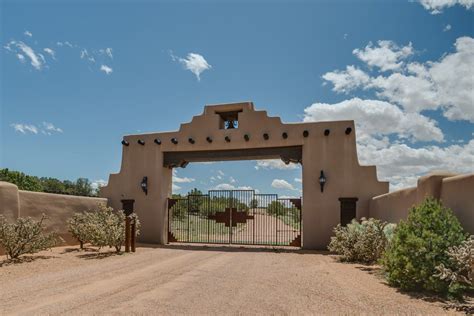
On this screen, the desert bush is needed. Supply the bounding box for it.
[68,204,140,253]
[0,214,59,259]
[382,198,466,295]
[328,218,394,264]
[434,236,473,297]
[67,212,91,249]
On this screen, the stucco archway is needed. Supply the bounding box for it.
[100,102,388,249]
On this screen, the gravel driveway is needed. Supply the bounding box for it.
[0,245,465,315]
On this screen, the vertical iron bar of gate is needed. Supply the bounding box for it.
[187,196,190,242]
[252,192,255,244]
[276,198,278,246]
[207,195,210,244]
[299,197,302,244]
[229,190,233,244]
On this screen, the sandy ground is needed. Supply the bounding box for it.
[0,244,470,315]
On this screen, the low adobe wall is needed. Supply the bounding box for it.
[441,174,474,234]
[369,173,474,234]
[0,181,107,253]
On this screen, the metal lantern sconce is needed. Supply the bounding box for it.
[319,170,327,193]
[141,176,148,195]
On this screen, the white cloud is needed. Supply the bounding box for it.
[353,40,413,72]
[16,41,43,70]
[255,159,299,170]
[11,122,63,135]
[43,48,55,59]
[42,122,63,134]
[323,36,474,123]
[24,30,32,37]
[271,179,297,191]
[100,64,113,75]
[10,123,38,134]
[444,24,452,32]
[172,169,195,183]
[358,139,474,191]
[229,176,236,183]
[17,54,25,62]
[310,36,474,191]
[172,183,182,191]
[217,170,225,176]
[417,0,474,14]
[91,179,107,191]
[303,98,444,142]
[294,178,302,183]
[322,65,370,93]
[212,183,256,191]
[171,51,212,81]
[101,48,113,59]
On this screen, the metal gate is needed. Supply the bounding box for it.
[167,190,302,247]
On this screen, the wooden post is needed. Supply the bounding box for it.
[131,220,136,252]
[125,217,131,253]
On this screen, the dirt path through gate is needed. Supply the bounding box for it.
[0,245,464,315]
[233,212,299,245]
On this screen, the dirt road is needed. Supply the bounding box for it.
[0,245,463,315]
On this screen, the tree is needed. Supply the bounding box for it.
[0,168,43,192]
[40,177,66,194]
[73,178,94,196]
[267,201,285,216]
[250,199,258,209]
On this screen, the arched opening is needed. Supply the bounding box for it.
[168,157,302,247]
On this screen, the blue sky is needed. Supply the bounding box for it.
[1,0,473,196]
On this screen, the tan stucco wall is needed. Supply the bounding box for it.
[369,187,417,224]
[101,102,389,249]
[369,173,474,234]
[0,182,20,222]
[441,174,474,234]
[0,181,108,246]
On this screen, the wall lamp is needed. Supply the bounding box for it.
[319,170,327,193]
[282,132,288,139]
[154,138,161,145]
[263,133,269,140]
[345,127,352,135]
[244,134,250,141]
[303,130,309,138]
[206,136,213,143]
[171,138,178,144]
[188,137,195,144]
[225,136,231,142]
[121,140,129,146]
[324,129,330,136]
[140,176,148,195]
[137,139,145,145]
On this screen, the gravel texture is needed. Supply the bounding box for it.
[0,244,468,315]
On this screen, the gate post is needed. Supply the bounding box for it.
[125,216,131,252]
[131,219,136,252]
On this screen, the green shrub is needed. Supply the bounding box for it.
[382,198,466,295]
[328,218,394,264]
[0,214,60,259]
[68,204,140,253]
[434,236,473,298]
